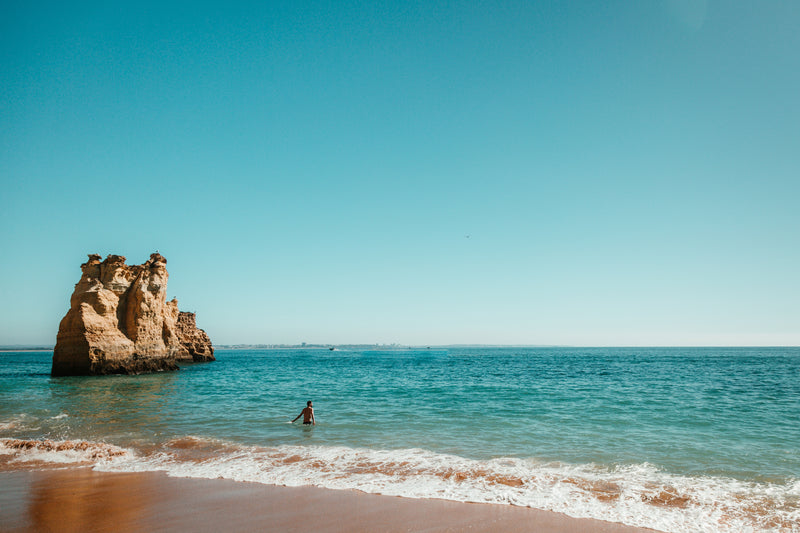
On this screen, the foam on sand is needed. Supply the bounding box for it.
[0,438,130,468]
[2,436,797,532]
[103,437,799,532]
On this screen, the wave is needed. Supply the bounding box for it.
[0,414,39,432]
[0,438,129,468]
[1,436,797,532]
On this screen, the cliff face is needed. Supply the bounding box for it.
[52,253,214,376]
[176,312,215,362]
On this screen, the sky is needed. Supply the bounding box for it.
[1,1,798,346]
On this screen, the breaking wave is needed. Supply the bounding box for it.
[0,438,130,468]
[2,435,797,531]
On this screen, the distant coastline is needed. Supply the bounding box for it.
[4,344,798,352]
[214,343,562,350]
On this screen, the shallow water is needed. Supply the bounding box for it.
[2,347,799,531]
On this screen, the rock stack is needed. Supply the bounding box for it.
[52,253,214,376]
[176,311,215,362]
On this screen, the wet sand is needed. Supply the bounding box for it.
[0,468,662,533]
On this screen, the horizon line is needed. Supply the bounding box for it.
[4,344,799,352]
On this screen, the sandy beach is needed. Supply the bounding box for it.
[0,468,661,533]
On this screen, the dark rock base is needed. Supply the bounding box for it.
[51,356,179,376]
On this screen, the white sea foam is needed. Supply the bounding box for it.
[0,438,130,466]
[2,435,796,531]
[88,437,798,533]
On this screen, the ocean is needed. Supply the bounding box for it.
[1,347,798,532]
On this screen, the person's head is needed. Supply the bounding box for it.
[307,400,313,407]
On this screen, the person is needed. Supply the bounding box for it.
[292,401,315,425]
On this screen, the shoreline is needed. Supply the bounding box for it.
[1,467,662,533]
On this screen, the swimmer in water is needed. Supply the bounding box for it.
[292,401,315,425]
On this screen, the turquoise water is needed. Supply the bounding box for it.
[2,347,799,531]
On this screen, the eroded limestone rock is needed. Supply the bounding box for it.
[176,312,215,362]
[52,253,214,376]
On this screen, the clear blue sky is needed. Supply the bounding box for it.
[1,1,798,346]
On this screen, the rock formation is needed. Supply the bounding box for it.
[52,253,214,376]
[175,312,215,362]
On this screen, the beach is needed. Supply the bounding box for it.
[2,348,798,532]
[0,467,660,533]
[4,0,798,529]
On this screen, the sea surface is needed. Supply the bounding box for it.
[1,347,798,532]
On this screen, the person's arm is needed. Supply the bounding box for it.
[311,408,315,425]
[291,412,302,423]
